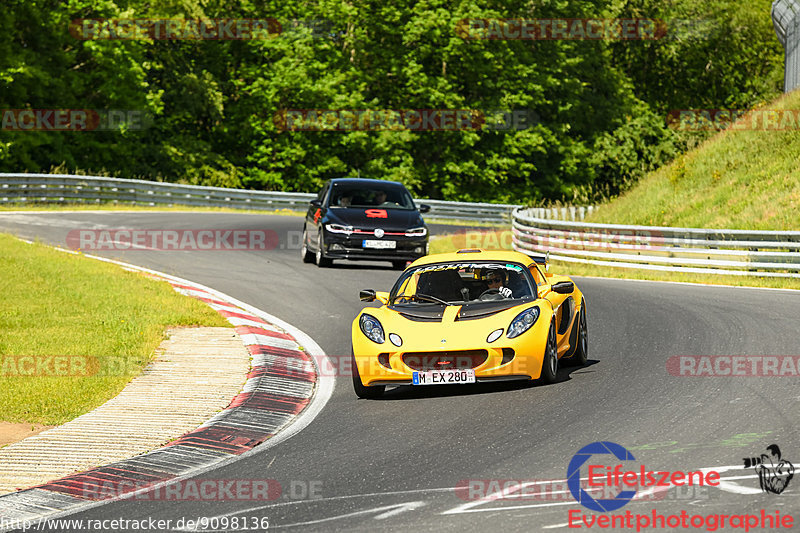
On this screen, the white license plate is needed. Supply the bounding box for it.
[363,239,396,249]
[412,369,476,385]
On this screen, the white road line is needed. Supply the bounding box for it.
[184,486,456,515]
[572,274,800,294]
[542,521,572,529]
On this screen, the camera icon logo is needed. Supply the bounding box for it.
[743,444,794,494]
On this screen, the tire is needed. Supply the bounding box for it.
[315,232,333,267]
[392,260,407,270]
[563,300,588,367]
[538,320,558,384]
[572,300,589,366]
[352,349,384,399]
[301,229,315,263]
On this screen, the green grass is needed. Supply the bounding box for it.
[429,230,800,291]
[0,234,229,425]
[587,90,800,230]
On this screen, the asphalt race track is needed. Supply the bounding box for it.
[1,211,799,532]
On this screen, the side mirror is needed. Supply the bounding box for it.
[310,199,321,208]
[552,281,574,294]
[418,204,431,214]
[359,289,376,302]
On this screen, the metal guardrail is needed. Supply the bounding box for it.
[0,173,592,223]
[0,173,318,211]
[772,0,800,92]
[512,207,800,278]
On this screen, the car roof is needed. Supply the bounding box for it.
[329,178,406,188]
[408,249,538,268]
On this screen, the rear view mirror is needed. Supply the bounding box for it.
[360,289,377,302]
[552,281,574,294]
[310,199,321,207]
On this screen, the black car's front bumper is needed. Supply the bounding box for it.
[322,231,428,262]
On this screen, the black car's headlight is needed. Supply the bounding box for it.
[359,314,385,344]
[326,223,354,235]
[507,307,540,339]
[405,227,427,237]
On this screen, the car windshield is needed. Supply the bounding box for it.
[389,261,535,304]
[330,183,415,209]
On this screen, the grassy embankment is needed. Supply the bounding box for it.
[0,234,228,425]
[431,90,800,289]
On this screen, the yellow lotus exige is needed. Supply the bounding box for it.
[351,249,588,398]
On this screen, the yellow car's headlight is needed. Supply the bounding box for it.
[507,307,540,339]
[359,313,385,344]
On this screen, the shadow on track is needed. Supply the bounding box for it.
[315,261,399,271]
[364,360,599,401]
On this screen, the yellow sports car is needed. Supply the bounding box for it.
[351,249,588,398]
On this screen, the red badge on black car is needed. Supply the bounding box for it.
[365,209,388,218]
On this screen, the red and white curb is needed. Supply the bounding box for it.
[0,245,334,527]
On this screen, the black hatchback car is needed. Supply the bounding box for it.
[301,178,430,268]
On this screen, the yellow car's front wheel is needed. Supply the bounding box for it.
[351,348,384,399]
[538,320,558,384]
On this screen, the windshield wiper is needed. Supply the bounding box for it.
[414,293,452,305]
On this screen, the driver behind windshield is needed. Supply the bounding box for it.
[484,269,512,298]
[373,190,388,205]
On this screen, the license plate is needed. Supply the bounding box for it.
[412,369,476,385]
[363,239,396,249]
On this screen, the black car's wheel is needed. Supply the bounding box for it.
[352,349,384,399]
[572,300,589,366]
[392,260,407,270]
[538,320,558,384]
[315,232,332,267]
[301,229,314,263]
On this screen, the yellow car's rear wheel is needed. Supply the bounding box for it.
[573,300,588,366]
[563,299,588,367]
[351,348,384,399]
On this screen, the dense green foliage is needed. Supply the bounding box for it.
[0,0,784,202]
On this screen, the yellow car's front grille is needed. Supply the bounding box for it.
[401,350,488,371]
